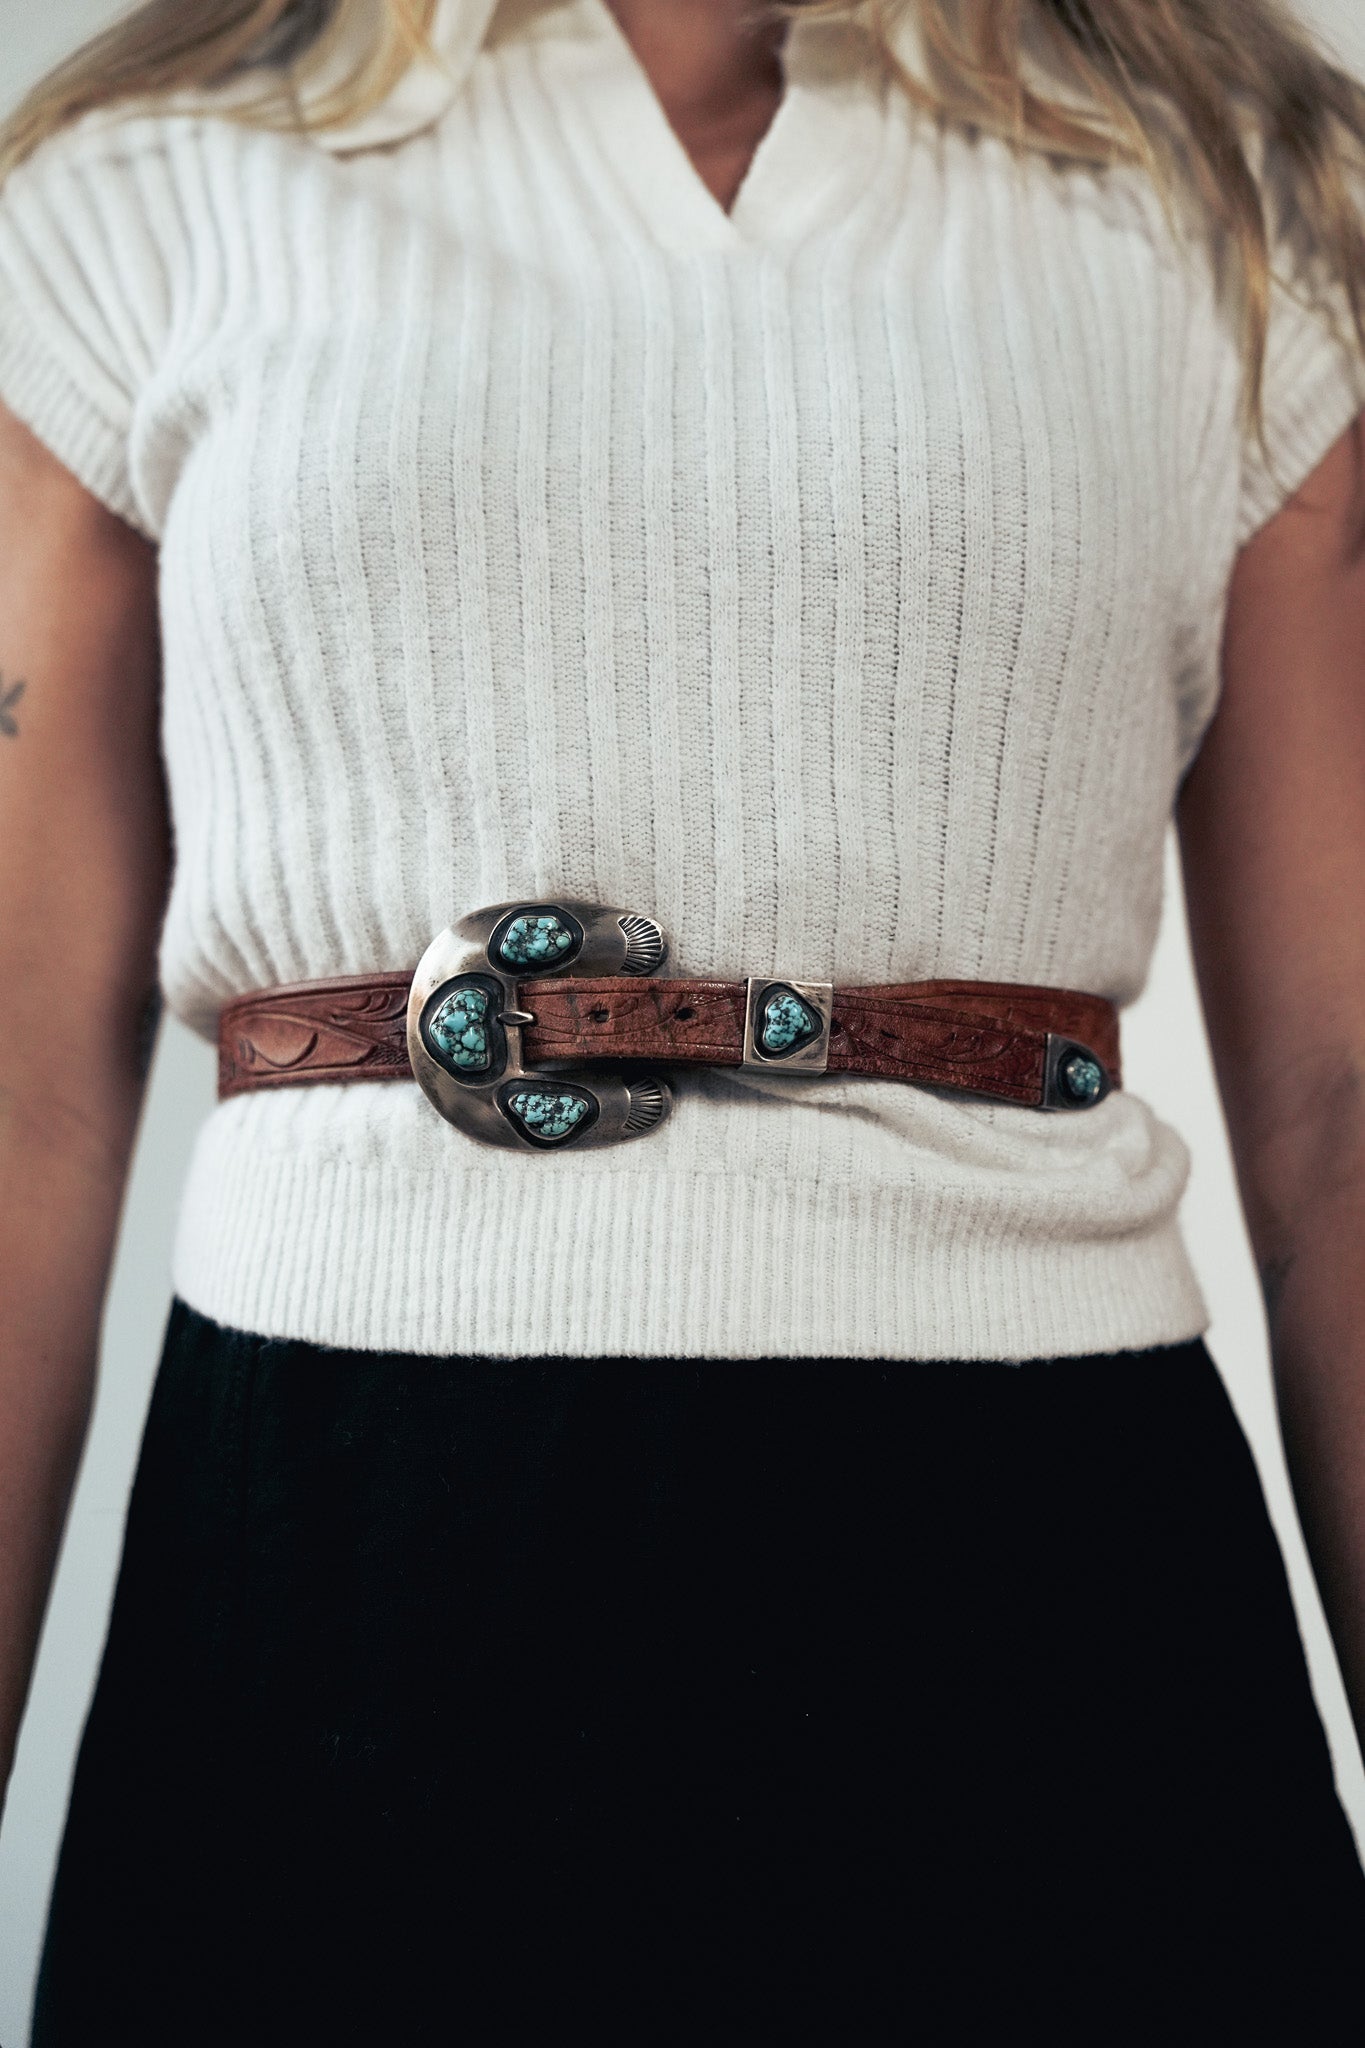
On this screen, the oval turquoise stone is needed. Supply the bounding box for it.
[1061,1052,1105,1104]
[503,1086,596,1144]
[426,984,493,1073]
[760,987,820,1056]
[497,912,577,971]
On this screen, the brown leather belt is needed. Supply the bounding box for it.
[217,898,1119,1152]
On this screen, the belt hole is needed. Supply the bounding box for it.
[589,1006,610,1024]
[674,1005,695,1022]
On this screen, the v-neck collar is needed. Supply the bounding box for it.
[529,0,886,253]
[299,0,893,237]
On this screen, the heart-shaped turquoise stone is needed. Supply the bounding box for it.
[760,987,820,1056]
[503,1086,596,1144]
[426,984,493,1073]
[497,912,577,971]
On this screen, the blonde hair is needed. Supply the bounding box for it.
[4,0,1365,484]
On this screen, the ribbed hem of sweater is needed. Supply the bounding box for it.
[171,1146,1209,1362]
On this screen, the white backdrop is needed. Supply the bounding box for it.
[2,2,1364,2039]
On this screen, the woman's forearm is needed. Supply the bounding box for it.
[0,1082,144,1802]
[1257,1170,1365,1749]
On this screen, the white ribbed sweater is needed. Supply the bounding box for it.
[2,0,1362,1358]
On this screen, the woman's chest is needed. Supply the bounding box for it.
[133,85,1240,781]
[154,208,1187,661]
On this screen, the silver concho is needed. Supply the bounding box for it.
[740,977,834,1074]
[407,900,674,1150]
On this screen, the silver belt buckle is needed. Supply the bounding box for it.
[407,900,673,1151]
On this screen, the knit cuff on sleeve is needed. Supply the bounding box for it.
[0,287,144,534]
[1235,280,1365,552]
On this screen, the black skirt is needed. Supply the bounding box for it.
[31,1300,1365,2046]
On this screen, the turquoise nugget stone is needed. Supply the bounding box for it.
[1062,1052,1104,1104]
[761,988,819,1055]
[427,985,492,1073]
[506,1088,594,1142]
[498,913,576,970]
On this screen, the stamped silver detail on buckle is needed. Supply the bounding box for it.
[407,900,674,1151]
[741,977,834,1074]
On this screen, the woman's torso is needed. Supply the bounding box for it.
[2,0,1262,1355]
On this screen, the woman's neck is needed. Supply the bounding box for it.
[603,0,788,211]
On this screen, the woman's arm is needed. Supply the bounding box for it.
[0,402,166,1807]
[1179,412,1365,1746]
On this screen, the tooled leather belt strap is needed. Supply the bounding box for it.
[219,970,1120,1104]
[218,923,1121,1173]
[217,899,1119,1151]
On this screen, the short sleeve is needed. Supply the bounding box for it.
[1235,136,1365,551]
[0,115,171,534]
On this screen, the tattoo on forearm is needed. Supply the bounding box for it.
[0,673,25,738]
